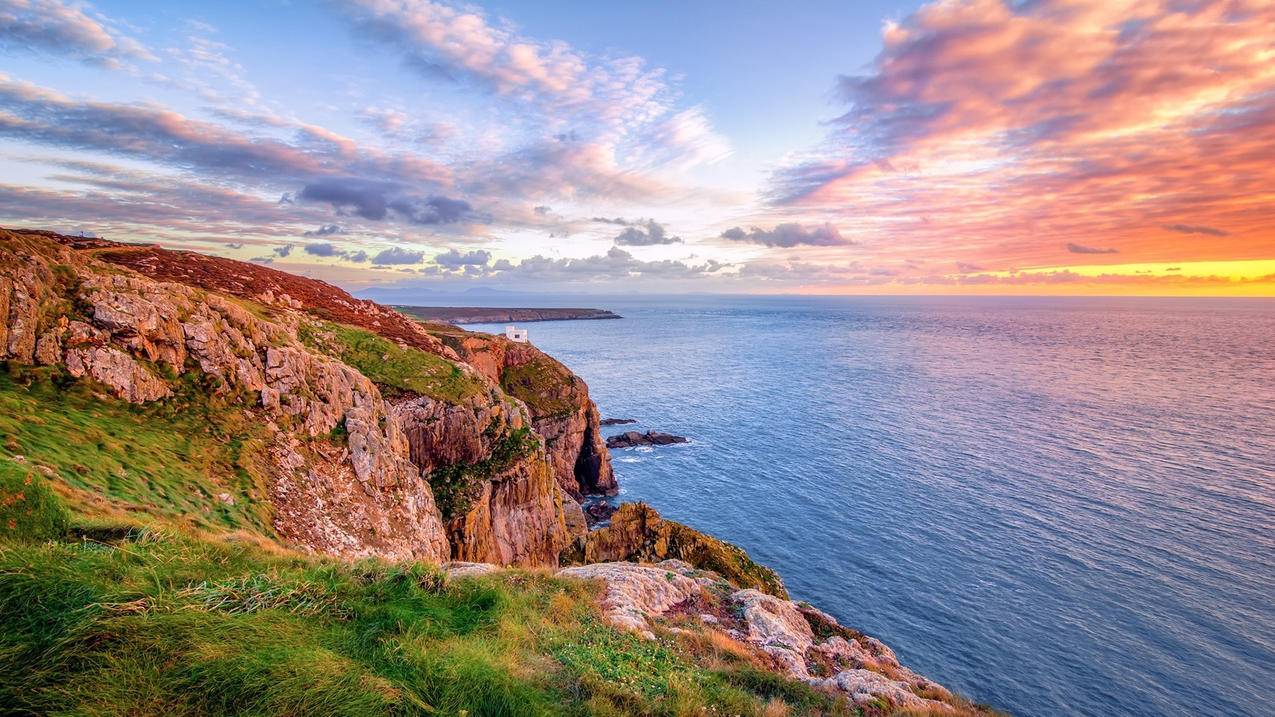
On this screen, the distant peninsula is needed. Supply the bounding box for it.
[392,305,621,324]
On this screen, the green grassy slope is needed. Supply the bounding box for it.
[0,495,858,716]
[0,365,274,536]
[299,320,488,403]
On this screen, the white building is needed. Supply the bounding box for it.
[505,325,529,343]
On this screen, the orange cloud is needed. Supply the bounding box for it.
[770,0,1275,293]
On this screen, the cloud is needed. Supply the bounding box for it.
[0,76,451,209]
[434,248,491,268]
[387,194,471,225]
[297,178,392,220]
[1066,243,1118,254]
[336,0,728,200]
[1163,224,1229,237]
[763,0,1275,272]
[0,164,319,241]
[481,246,725,284]
[0,0,154,66]
[302,241,372,263]
[613,219,681,246]
[372,247,424,264]
[298,178,471,225]
[303,242,341,257]
[720,223,849,248]
[954,262,985,273]
[272,244,293,257]
[303,223,346,237]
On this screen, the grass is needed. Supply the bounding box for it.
[299,320,488,404]
[0,363,274,536]
[500,356,580,418]
[0,508,864,717]
[0,460,70,540]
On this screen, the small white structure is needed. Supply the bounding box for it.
[505,324,529,343]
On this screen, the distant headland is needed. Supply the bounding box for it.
[391,305,621,324]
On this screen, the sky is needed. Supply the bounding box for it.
[1,0,1273,296]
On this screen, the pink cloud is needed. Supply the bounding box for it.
[769,0,1275,274]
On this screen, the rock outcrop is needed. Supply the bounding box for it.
[606,430,688,449]
[558,560,961,714]
[562,502,788,598]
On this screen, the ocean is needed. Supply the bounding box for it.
[461,295,1275,717]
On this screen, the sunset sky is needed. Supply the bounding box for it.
[1,0,1273,295]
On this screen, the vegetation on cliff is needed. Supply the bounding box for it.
[299,320,487,404]
[500,354,583,419]
[428,426,540,519]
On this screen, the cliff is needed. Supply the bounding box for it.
[0,227,604,566]
[0,226,992,716]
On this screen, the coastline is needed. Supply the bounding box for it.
[392,305,621,324]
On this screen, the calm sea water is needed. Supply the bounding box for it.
[463,296,1275,717]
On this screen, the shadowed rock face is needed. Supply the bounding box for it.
[390,387,585,567]
[446,452,576,566]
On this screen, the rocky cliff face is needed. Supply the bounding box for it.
[0,228,451,562]
[1,228,601,568]
[429,325,617,512]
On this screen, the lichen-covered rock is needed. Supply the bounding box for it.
[269,434,448,561]
[443,561,500,578]
[556,559,959,714]
[64,346,171,402]
[733,588,818,676]
[557,560,712,640]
